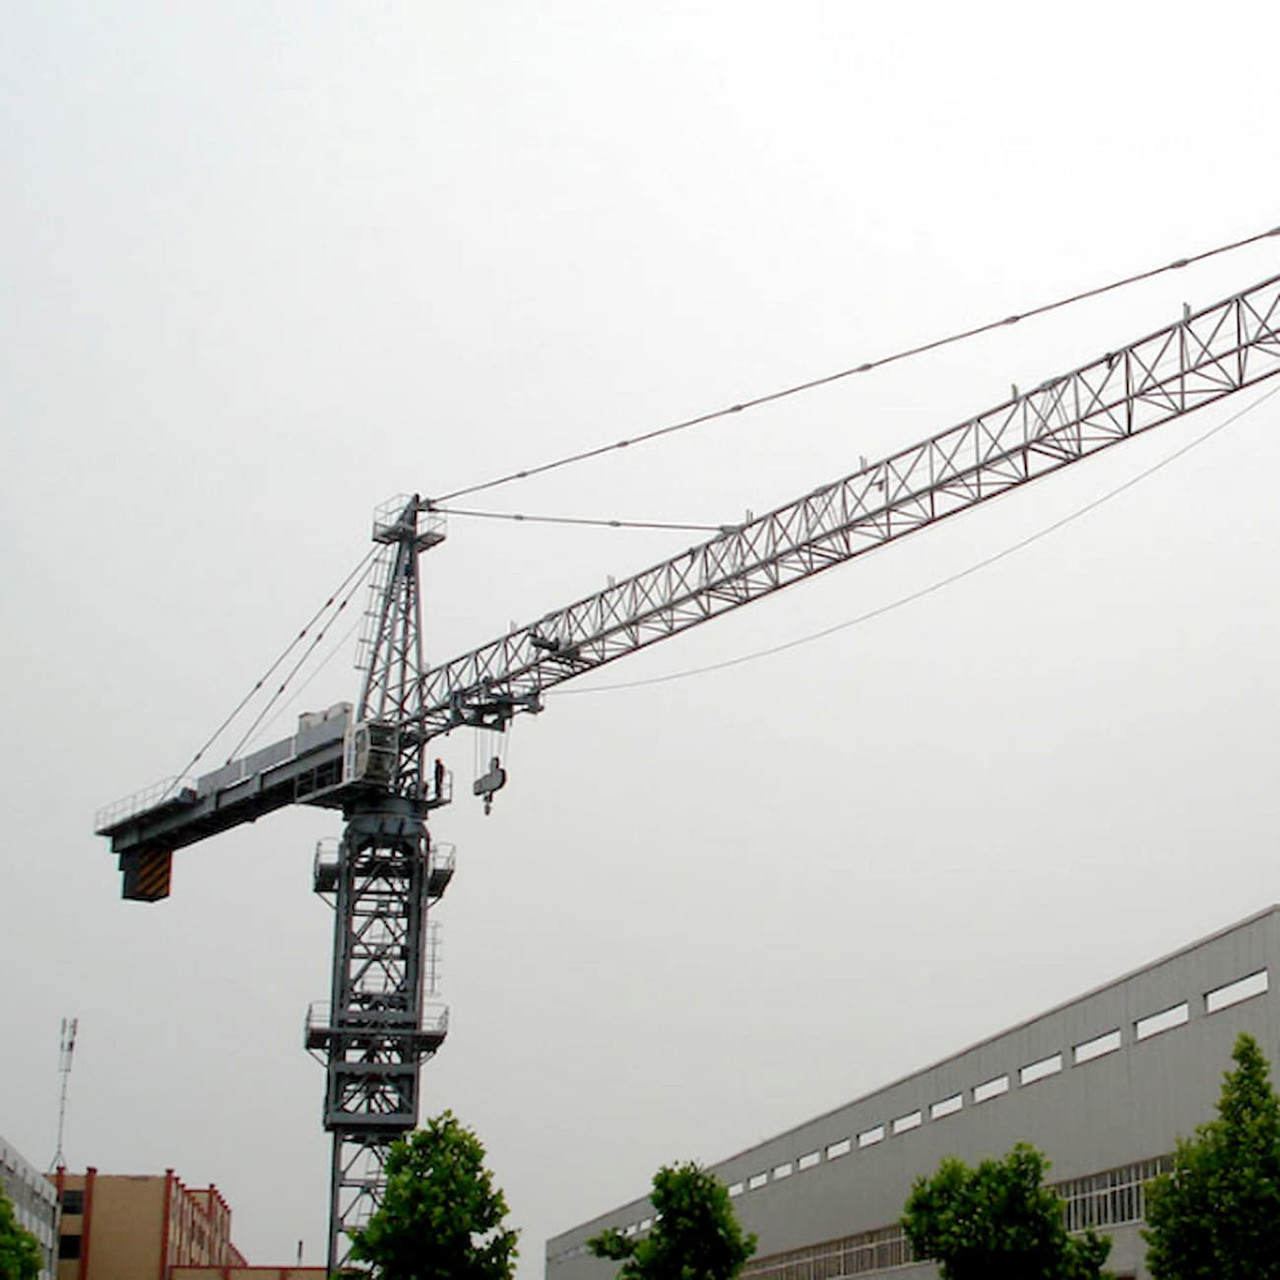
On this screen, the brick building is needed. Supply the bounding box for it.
[171,1271,324,1279]
[52,1168,248,1279]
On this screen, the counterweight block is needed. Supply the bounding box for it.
[120,848,173,902]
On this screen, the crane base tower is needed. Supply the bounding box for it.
[307,795,450,1271]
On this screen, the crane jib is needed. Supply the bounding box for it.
[413,272,1280,736]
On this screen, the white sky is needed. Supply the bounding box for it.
[4,2,1280,1274]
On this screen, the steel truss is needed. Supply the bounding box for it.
[313,498,450,1274]
[416,273,1280,733]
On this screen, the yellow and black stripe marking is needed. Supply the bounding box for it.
[121,849,173,902]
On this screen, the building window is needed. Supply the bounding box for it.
[60,1189,84,1215]
[1074,1028,1122,1065]
[59,1235,82,1260]
[1205,969,1268,1014]
[1020,1052,1063,1087]
[891,1111,922,1135]
[1057,1155,1174,1232]
[1135,1001,1189,1041]
[930,1093,963,1120]
[973,1073,1010,1103]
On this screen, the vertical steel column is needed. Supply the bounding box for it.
[321,497,448,1274]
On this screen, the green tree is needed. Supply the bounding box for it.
[348,1111,518,1280]
[0,1182,43,1280]
[901,1142,1111,1280]
[588,1161,757,1280]
[1143,1032,1280,1279]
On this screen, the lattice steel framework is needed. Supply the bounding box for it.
[316,496,448,1274]
[416,272,1280,735]
[360,496,445,794]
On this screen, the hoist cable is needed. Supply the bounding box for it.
[432,223,1280,505]
[163,547,380,791]
[555,381,1280,696]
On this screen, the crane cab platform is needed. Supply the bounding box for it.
[310,839,456,898]
[304,1001,449,1057]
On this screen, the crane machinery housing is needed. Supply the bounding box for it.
[96,268,1280,1274]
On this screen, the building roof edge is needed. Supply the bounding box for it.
[709,902,1280,1171]
[547,903,1280,1248]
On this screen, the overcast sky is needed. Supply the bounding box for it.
[4,3,1280,1274]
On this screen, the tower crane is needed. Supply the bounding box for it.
[95,269,1280,1272]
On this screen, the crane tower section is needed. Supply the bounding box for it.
[306,496,451,1272]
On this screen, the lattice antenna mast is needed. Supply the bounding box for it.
[50,1016,77,1172]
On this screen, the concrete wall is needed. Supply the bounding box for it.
[547,906,1280,1280]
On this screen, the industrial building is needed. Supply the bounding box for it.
[1,1132,58,1279]
[546,905,1280,1280]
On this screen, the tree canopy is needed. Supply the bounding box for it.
[588,1161,757,1280]
[1143,1032,1280,1279]
[0,1183,43,1280]
[348,1111,518,1280]
[901,1142,1111,1280]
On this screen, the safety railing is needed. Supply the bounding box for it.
[94,776,197,833]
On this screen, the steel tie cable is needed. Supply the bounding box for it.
[163,546,380,790]
[432,223,1280,505]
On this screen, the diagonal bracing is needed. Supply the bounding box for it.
[416,273,1280,735]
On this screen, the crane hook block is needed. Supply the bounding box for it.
[473,757,507,800]
[473,756,508,814]
[121,848,173,902]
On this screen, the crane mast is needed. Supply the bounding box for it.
[94,268,1280,1276]
[306,497,451,1273]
